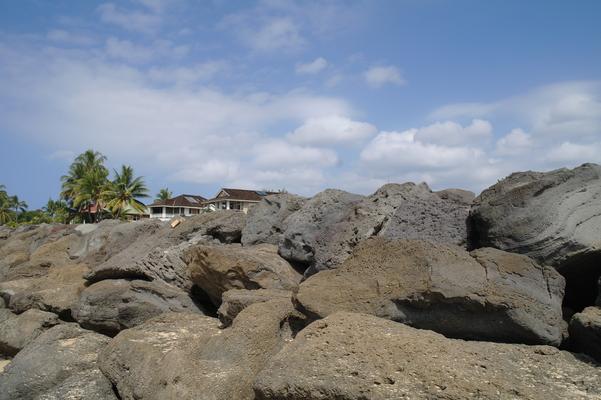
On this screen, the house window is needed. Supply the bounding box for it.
[230,201,241,210]
[165,208,174,215]
[190,208,200,214]
[151,207,163,214]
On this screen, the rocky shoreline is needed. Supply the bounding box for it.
[0,163,600,399]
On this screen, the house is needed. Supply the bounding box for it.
[204,188,277,213]
[148,194,207,221]
[122,200,150,221]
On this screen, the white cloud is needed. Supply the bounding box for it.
[97,3,162,34]
[46,30,95,46]
[415,119,492,146]
[431,81,601,142]
[252,141,338,168]
[545,142,601,164]
[288,115,377,146]
[104,37,188,63]
[296,57,328,74]
[239,17,305,52]
[147,62,226,85]
[361,129,484,169]
[495,128,533,156]
[364,65,405,88]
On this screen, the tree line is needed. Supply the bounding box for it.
[1,149,173,226]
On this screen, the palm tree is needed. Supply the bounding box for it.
[156,188,172,201]
[61,150,109,222]
[72,168,109,222]
[103,165,149,218]
[43,198,69,223]
[9,195,28,220]
[0,194,13,224]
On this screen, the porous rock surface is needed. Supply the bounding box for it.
[0,308,61,356]
[254,312,601,400]
[72,278,207,336]
[241,193,306,246]
[569,306,601,362]
[101,299,300,400]
[279,183,472,275]
[185,243,302,306]
[296,238,566,345]
[0,324,117,400]
[218,288,292,327]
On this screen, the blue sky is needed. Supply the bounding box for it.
[1,0,600,208]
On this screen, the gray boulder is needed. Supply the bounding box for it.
[569,306,601,362]
[241,193,306,246]
[0,309,61,356]
[185,243,302,306]
[0,324,117,400]
[101,299,300,400]
[84,212,246,291]
[73,278,207,336]
[296,238,566,345]
[279,183,472,275]
[254,312,601,400]
[218,288,292,327]
[468,163,601,311]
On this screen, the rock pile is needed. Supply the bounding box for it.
[0,163,600,399]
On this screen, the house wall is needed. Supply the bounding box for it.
[149,206,204,221]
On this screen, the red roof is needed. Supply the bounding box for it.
[149,194,207,208]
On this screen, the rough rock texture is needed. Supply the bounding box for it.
[84,212,246,291]
[0,308,61,356]
[254,312,601,400]
[469,163,601,311]
[218,288,292,327]
[185,243,302,306]
[101,299,300,400]
[0,263,88,317]
[73,279,207,336]
[241,193,306,246]
[279,183,472,275]
[0,324,117,400]
[569,306,601,362]
[296,238,566,345]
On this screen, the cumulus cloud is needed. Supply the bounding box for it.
[364,65,405,88]
[296,57,328,74]
[415,119,492,146]
[147,62,226,85]
[105,37,188,63]
[288,115,377,146]
[226,16,305,52]
[545,142,601,164]
[252,140,338,168]
[46,29,95,46]
[495,128,533,156]
[97,2,162,34]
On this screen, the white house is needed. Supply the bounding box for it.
[203,188,277,213]
[148,194,207,221]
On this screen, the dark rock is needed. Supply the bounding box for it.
[241,193,306,246]
[185,243,302,306]
[218,288,292,327]
[569,306,601,362]
[0,309,61,356]
[0,324,117,400]
[295,238,566,345]
[73,279,208,336]
[101,299,300,400]
[254,312,601,400]
[279,183,471,275]
[468,163,601,312]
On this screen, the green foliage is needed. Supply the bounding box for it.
[156,188,172,201]
[103,165,149,219]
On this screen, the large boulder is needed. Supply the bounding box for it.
[218,288,292,327]
[101,299,300,400]
[296,238,566,345]
[241,193,306,246]
[468,163,601,311]
[569,306,601,362]
[254,312,601,400]
[279,183,472,275]
[0,308,61,356]
[185,243,302,306]
[0,263,88,318]
[72,279,208,336]
[0,324,117,400]
[84,212,246,291]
